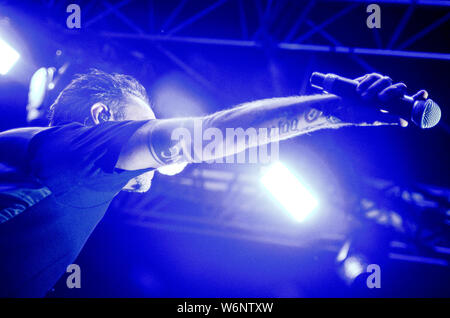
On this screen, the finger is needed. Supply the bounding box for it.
[378,82,407,102]
[361,76,393,100]
[412,89,428,101]
[399,118,409,127]
[356,73,384,93]
[353,74,369,83]
[350,103,407,127]
[369,111,408,127]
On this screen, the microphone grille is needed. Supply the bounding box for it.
[422,99,441,129]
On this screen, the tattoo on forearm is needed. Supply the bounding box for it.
[305,108,322,123]
[264,105,344,141]
[147,95,350,166]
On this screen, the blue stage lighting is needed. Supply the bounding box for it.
[28,68,48,107]
[0,38,20,75]
[343,256,365,281]
[261,162,318,222]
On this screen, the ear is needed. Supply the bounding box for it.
[90,102,109,125]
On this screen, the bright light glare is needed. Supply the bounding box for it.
[336,240,351,262]
[343,256,364,280]
[0,38,20,75]
[261,162,318,222]
[28,67,48,108]
[157,162,188,176]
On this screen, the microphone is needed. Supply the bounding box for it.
[310,72,442,129]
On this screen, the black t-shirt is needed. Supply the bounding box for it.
[0,120,152,297]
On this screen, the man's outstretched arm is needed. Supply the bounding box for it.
[116,73,423,170]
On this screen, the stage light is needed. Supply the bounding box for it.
[28,68,48,108]
[27,67,56,123]
[260,162,318,222]
[336,240,351,262]
[343,256,365,281]
[0,38,20,75]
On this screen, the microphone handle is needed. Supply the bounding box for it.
[310,72,413,121]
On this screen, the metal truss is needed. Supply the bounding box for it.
[67,0,450,62]
[114,165,346,250]
[114,165,450,267]
[323,0,450,6]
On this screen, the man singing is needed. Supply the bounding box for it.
[0,69,426,297]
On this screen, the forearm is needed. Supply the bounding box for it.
[147,94,351,165]
[118,72,408,170]
[117,94,351,170]
[204,94,347,143]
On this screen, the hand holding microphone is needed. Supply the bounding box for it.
[310,72,441,129]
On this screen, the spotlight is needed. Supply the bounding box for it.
[342,256,365,281]
[336,238,374,285]
[260,162,318,222]
[27,67,55,124]
[0,38,20,75]
[336,240,367,284]
[28,68,49,108]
